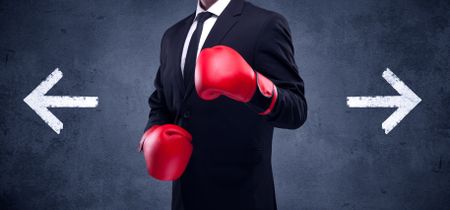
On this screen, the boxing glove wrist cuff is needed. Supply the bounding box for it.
[247,72,278,115]
[259,86,277,115]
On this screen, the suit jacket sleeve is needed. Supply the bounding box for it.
[144,32,173,131]
[251,13,307,129]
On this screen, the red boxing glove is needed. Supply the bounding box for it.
[139,124,192,181]
[195,45,277,115]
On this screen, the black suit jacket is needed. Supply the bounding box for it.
[145,1,307,209]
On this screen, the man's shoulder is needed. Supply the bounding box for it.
[242,1,287,23]
[162,13,195,40]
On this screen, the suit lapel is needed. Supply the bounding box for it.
[202,0,244,49]
[183,0,245,101]
[173,14,195,98]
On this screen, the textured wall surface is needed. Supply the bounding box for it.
[1,0,449,209]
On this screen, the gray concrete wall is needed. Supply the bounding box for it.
[0,0,449,209]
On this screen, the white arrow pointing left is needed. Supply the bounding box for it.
[24,68,98,134]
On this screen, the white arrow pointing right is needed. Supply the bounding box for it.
[347,68,422,134]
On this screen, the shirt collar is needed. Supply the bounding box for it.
[195,0,231,18]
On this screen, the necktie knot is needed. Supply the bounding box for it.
[196,12,213,24]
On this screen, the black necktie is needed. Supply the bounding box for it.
[183,12,214,87]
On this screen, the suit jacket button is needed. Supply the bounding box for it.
[183,111,190,118]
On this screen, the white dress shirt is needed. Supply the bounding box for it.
[180,0,231,76]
